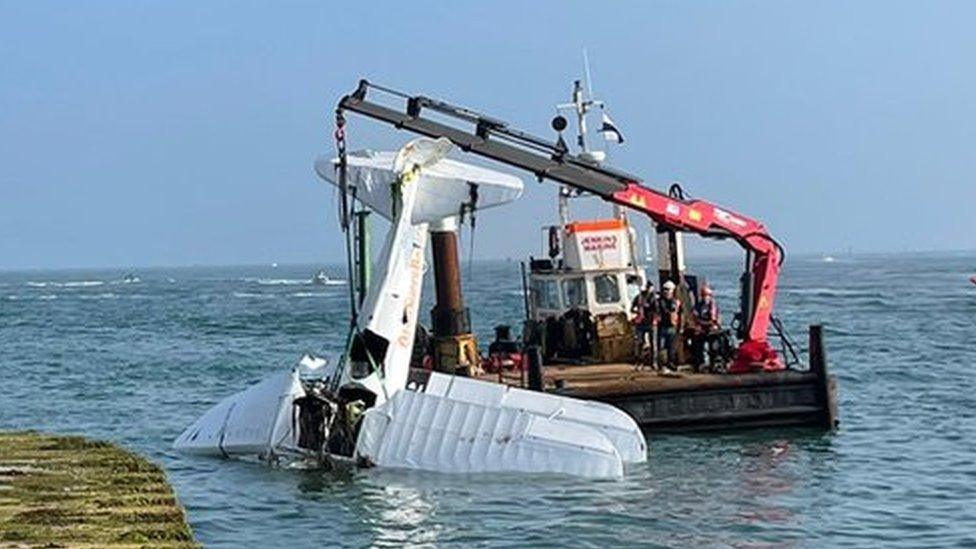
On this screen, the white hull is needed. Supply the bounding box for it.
[174,369,645,479]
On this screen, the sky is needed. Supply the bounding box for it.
[1,1,974,270]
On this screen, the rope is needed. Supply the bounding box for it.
[466,217,476,282]
[464,183,479,281]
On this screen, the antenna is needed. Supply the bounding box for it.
[556,52,606,162]
[583,48,595,98]
[552,51,615,223]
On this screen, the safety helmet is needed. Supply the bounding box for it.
[662,280,676,291]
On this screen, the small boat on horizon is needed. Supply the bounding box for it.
[311,270,349,286]
[311,269,331,286]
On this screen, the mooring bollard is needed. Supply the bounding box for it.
[809,324,839,429]
[526,345,544,391]
[809,324,825,378]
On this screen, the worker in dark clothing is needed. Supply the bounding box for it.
[630,280,656,368]
[690,285,720,372]
[657,280,681,372]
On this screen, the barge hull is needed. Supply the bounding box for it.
[514,325,838,433]
[568,370,837,432]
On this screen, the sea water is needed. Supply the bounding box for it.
[2,254,974,547]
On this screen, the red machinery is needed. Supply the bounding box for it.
[611,184,784,372]
[335,80,787,373]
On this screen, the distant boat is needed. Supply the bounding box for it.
[271,262,279,269]
[122,273,140,283]
[822,256,835,263]
[311,270,331,286]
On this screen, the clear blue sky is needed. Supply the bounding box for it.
[1,1,974,269]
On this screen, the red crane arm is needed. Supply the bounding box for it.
[611,184,782,349]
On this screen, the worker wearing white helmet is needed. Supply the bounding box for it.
[692,284,721,371]
[656,280,681,372]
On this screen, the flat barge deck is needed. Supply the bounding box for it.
[481,325,838,432]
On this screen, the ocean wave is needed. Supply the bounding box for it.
[290,292,329,298]
[782,287,885,298]
[38,294,58,300]
[244,277,348,287]
[251,278,310,286]
[27,280,105,288]
[233,292,276,299]
[61,280,105,288]
[78,293,119,300]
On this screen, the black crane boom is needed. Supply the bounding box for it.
[337,79,641,199]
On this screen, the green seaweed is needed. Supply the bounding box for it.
[0,431,199,548]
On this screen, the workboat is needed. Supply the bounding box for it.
[311,269,331,285]
[324,79,837,431]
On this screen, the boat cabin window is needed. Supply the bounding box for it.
[562,277,587,308]
[532,279,561,310]
[593,273,622,304]
[625,274,642,302]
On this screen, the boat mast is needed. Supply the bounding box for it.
[556,64,626,226]
[556,63,637,273]
[555,80,588,228]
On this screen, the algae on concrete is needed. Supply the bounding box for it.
[0,431,198,548]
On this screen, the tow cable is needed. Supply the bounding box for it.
[461,182,480,281]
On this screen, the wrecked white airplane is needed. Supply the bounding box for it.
[174,137,646,479]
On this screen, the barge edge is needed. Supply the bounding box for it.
[541,325,839,433]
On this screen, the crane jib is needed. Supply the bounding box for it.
[338,92,638,199]
[335,80,788,372]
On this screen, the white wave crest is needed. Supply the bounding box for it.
[253,278,309,286]
[27,280,105,288]
[783,287,883,298]
[290,292,329,298]
[233,292,275,299]
[79,293,118,300]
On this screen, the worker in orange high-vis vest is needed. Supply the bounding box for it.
[656,280,681,373]
[691,285,721,372]
[631,280,657,367]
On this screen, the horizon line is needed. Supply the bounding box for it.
[1,247,974,273]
